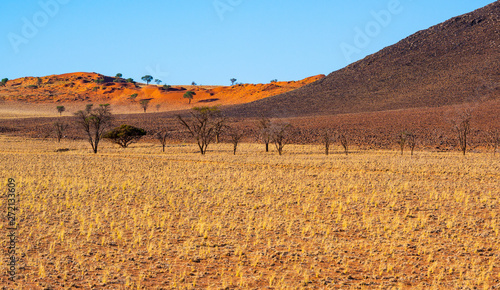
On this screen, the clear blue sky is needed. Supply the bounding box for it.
[1,0,496,86]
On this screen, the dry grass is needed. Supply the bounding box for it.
[1,137,499,289]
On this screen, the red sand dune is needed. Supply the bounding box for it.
[0,72,324,111]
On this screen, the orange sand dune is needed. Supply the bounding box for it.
[0,72,324,111]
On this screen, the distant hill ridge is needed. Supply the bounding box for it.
[226,1,500,117]
[0,72,324,110]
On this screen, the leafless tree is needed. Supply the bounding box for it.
[213,113,226,144]
[227,126,244,155]
[322,129,334,155]
[407,132,417,156]
[396,131,407,155]
[338,132,349,155]
[270,122,291,155]
[54,121,68,143]
[257,117,271,152]
[177,106,223,155]
[452,109,472,155]
[74,104,113,154]
[485,129,499,155]
[155,129,170,152]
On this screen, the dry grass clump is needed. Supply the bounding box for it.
[0,137,499,289]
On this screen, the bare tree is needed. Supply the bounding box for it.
[322,129,334,155]
[270,122,291,155]
[452,109,472,155]
[213,115,226,144]
[54,121,68,143]
[407,132,417,156]
[155,129,170,152]
[485,129,499,155]
[177,106,223,155]
[227,126,244,155]
[140,99,151,113]
[74,104,113,154]
[396,131,407,155]
[257,117,271,152]
[338,132,349,155]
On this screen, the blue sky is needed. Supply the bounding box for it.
[1,0,496,86]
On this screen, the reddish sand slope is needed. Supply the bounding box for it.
[0,72,324,111]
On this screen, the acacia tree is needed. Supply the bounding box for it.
[338,132,349,155]
[322,129,334,155]
[56,105,65,116]
[155,129,170,152]
[139,99,151,113]
[142,75,153,85]
[397,131,407,155]
[227,126,244,155]
[183,91,195,104]
[213,114,226,144]
[270,122,291,155]
[177,106,223,155]
[230,78,237,86]
[486,129,499,155]
[407,132,417,156]
[104,124,146,148]
[257,117,271,152]
[155,79,162,85]
[54,121,68,143]
[452,110,472,155]
[74,104,113,154]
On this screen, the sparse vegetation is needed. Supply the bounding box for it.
[162,84,171,91]
[230,78,237,86]
[141,75,153,85]
[322,129,334,155]
[139,99,151,113]
[129,93,138,100]
[270,122,291,155]
[1,78,8,86]
[227,126,244,155]
[154,128,170,152]
[1,138,498,289]
[74,104,113,153]
[177,106,223,155]
[339,131,349,155]
[257,117,271,152]
[183,91,195,104]
[103,124,146,148]
[53,120,68,142]
[452,109,472,155]
[154,79,162,85]
[115,73,123,78]
[56,105,66,116]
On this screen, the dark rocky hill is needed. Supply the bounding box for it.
[226,1,500,118]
